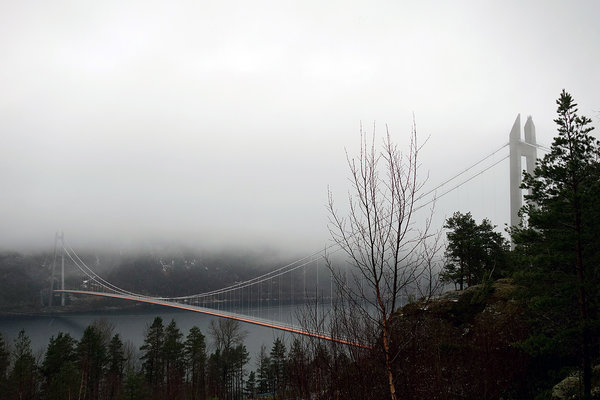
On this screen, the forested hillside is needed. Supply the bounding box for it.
[0,250,303,312]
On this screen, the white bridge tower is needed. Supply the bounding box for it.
[49,231,66,306]
[509,114,537,231]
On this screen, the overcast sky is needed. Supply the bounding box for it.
[1,0,599,254]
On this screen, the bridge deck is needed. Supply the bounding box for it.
[56,289,371,349]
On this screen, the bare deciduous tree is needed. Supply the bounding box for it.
[327,123,437,400]
[208,319,247,352]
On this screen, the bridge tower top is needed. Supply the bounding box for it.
[509,114,538,235]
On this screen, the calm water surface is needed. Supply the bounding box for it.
[0,304,311,364]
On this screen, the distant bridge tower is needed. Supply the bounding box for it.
[509,114,537,232]
[49,232,66,306]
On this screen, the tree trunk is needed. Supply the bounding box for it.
[575,206,591,399]
[382,321,398,400]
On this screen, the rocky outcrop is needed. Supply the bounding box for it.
[551,366,600,400]
[389,279,530,399]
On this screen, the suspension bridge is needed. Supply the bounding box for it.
[48,115,549,348]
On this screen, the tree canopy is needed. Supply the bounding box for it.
[442,211,508,290]
[513,90,600,398]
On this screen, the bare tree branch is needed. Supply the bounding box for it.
[325,123,440,400]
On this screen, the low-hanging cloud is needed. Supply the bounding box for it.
[1,0,598,254]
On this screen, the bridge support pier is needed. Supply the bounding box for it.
[509,114,537,234]
[49,232,65,307]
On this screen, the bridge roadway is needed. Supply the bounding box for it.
[56,289,371,349]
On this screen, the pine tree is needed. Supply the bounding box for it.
[311,343,331,395]
[184,326,206,400]
[206,349,223,398]
[229,344,249,398]
[162,319,185,399]
[42,332,79,400]
[106,334,126,399]
[269,338,286,397]
[256,345,272,394]
[514,90,600,398]
[442,211,508,290]
[140,317,165,395]
[287,338,308,399]
[244,370,257,399]
[78,325,107,400]
[9,330,38,400]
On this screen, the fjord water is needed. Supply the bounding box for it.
[0,303,308,362]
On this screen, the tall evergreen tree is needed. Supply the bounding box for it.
[42,332,79,400]
[311,342,331,396]
[287,338,309,399]
[206,344,249,399]
[206,349,223,398]
[106,334,126,399]
[514,90,600,398]
[230,344,249,398]
[140,316,165,395]
[8,329,38,400]
[78,324,108,400]
[162,319,185,399]
[184,326,206,400]
[269,338,286,397]
[256,345,272,394]
[244,370,257,399]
